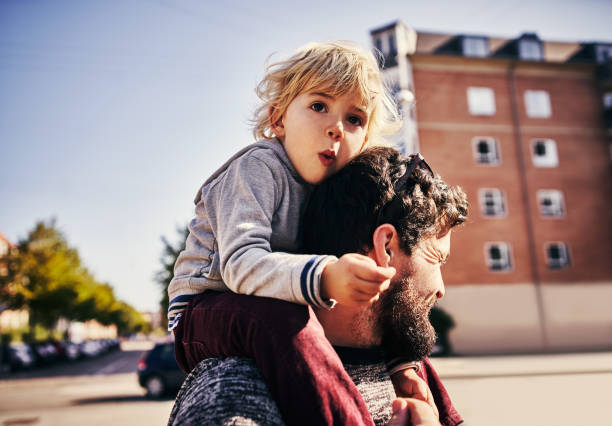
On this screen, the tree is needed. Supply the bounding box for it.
[0,220,147,336]
[156,226,188,329]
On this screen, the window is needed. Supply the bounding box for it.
[531,139,558,167]
[479,189,506,217]
[537,190,565,217]
[596,45,612,63]
[374,36,383,54]
[524,90,551,118]
[463,37,489,57]
[603,92,612,108]
[388,33,397,55]
[519,39,543,61]
[545,242,570,269]
[473,137,500,165]
[485,242,513,271]
[467,87,496,116]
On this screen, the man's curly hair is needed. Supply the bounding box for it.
[302,147,468,257]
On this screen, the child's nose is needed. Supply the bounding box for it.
[326,120,344,141]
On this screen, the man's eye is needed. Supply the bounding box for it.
[310,102,327,112]
[347,115,363,126]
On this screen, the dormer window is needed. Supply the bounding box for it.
[519,38,543,61]
[462,37,489,57]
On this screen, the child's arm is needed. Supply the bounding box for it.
[207,150,394,309]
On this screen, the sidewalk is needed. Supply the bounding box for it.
[429,351,612,426]
[429,351,612,378]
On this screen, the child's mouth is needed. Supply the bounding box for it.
[318,150,336,167]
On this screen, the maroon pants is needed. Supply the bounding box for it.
[174,291,374,426]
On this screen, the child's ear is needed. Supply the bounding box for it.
[268,106,285,138]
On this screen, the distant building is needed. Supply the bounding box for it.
[371,22,612,354]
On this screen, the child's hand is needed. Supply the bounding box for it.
[391,369,439,421]
[321,253,396,306]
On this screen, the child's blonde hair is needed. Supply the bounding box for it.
[252,41,401,146]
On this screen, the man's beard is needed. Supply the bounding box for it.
[375,275,437,361]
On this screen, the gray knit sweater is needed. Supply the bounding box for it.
[168,354,396,426]
[168,140,337,330]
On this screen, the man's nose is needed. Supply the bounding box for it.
[435,276,446,300]
[326,119,344,141]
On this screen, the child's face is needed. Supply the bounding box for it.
[272,90,370,185]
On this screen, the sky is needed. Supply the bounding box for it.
[1,0,611,313]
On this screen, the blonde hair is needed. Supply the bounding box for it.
[252,41,401,146]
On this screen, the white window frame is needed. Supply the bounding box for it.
[467,87,496,116]
[545,242,571,270]
[537,190,565,218]
[484,242,513,272]
[519,39,543,61]
[463,37,488,57]
[479,188,507,217]
[473,137,501,165]
[531,139,558,167]
[524,90,552,118]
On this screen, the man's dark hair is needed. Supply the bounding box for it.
[303,146,468,257]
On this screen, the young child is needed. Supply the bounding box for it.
[169,41,447,425]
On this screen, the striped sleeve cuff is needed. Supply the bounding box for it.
[167,294,196,331]
[300,255,337,309]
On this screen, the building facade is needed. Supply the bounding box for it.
[371,22,612,354]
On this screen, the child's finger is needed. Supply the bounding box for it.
[350,277,389,297]
[352,257,396,281]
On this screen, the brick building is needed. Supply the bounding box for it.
[371,21,612,354]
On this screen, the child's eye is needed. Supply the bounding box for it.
[347,115,363,126]
[310,102,327,113]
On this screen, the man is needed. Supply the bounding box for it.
[168,147,468,426]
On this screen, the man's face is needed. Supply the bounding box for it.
[375,231,451,360]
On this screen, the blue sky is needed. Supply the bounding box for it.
[1,0,611,313]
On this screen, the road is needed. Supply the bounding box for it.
[1,344,610,426]
[0,341,174,426]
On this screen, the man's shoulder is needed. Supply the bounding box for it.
[168,357,285,426]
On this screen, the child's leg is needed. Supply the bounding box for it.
[174,291,374,426]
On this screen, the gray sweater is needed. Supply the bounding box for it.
[168,140,336,330]
[168,354,396,426]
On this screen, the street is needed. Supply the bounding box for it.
[0,344,610,426]
[0,341,174,426]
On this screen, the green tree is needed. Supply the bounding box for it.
[0,220,147,336]
[156,226,188,329]
[0,221,82,328]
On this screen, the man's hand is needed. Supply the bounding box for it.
[388,398,441,426]
[391,369,439,420]
[321,253,396,306]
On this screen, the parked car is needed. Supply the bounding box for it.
[137,342,185,398]
[1,343,35,371]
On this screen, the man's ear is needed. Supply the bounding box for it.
[268,106,285,138]
[372,223,399,267]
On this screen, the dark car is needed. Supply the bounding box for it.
[137,341,185,398]
[1,343,35,372]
